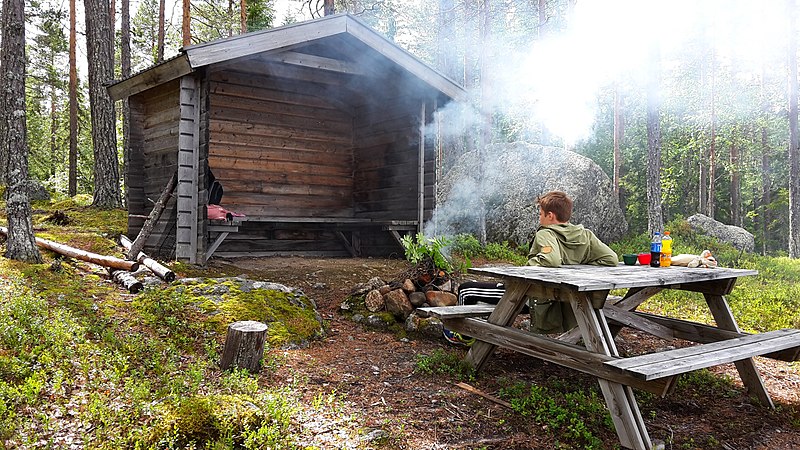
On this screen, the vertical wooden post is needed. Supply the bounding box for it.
[177,75,200,263]
[418,101,426,234]
[220,321,269,373]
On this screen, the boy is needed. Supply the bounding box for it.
[444,191,617,345]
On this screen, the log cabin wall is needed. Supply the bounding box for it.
[127,80,181,259]
[206,67,355,219]
[204,65,358,257]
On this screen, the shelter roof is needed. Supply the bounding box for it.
[107,14,466,103]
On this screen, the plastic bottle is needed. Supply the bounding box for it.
[650,232,662,267]
[660,231,673,267]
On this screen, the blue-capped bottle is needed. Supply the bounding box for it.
[650,232,662,267]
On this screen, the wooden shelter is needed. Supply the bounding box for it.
[108,14,466,263]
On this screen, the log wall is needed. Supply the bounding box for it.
[207,68,355,219]
[127,80,181,258]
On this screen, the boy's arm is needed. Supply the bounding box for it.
[527,229,562,267]
[588,232,619,267]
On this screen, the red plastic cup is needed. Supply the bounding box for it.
[637,253,651,265]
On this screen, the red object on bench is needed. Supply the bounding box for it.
[208,204,245,222]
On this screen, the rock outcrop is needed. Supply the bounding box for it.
[433,142,627,245]
[687,214,755,252]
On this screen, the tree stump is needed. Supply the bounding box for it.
[220,321,269,373]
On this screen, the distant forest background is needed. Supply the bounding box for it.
[3,0,800,256]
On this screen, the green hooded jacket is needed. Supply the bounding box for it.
[527,223,618,267]
[526,223,618,333]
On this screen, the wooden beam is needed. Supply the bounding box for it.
[447,317,671,396]
[417,101,425,234]
[261,51,367,75]
[185,15,348,67]
[107,55,192,100]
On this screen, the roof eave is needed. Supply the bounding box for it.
[107,54,193,101]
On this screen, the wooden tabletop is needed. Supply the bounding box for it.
[468,264,759,292]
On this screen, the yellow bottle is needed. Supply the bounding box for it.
[660,231,672,267]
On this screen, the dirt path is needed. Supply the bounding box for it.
[209,257,800,450]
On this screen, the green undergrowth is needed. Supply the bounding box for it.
[414,348,475,382]
[0,196,341,448]
[611,218,800,333]
[498,379,613,449]
[137,279,324,349]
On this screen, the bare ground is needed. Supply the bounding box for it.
[208,256,800,450]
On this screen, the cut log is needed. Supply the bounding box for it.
[220,320,269,373]
[126,171,177,260]
[0,226,138,271]
[110,269,143,293]
[120,235,176,282]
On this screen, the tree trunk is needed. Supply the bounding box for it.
[646,43,663,235]
[1,0,42,263]
[110,269,143,293]
[241,0,248,33]
[730,138,741,227]
[0,0,10,185]
[220,321,269,372]
[762,123,771,255]
[120,235,176,282]
[538,0,551,146]
[613,84,625,202]
[157,0,165,61]
[707,55,717,219]
[85,0,122,208]
[760,64,771,255]
[789,0,800,258]
[68,0,78,196]
[49,90,58,178]
[182,0,191,47]
[126,172,177,260]
[324,0,335,15]
[122,0,131,208]
[0,227,139,270]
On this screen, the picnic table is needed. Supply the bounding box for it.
[419,264,800,450]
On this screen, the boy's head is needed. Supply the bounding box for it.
[536,191,573,224]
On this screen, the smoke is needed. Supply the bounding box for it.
[429,0,788,148]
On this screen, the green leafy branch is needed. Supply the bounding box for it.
[400,233,454,273]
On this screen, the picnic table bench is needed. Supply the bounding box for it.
[419,264,800,450]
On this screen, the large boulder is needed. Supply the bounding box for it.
[432,142,627,244]
[687,214,755,252]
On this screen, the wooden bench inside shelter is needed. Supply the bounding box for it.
[206,215,418,261]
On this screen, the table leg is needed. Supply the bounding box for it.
[465,281,530,372]
[704,293,774,408]
[571,291,652,450]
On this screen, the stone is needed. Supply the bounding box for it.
[384,289,413,319]
[425,291,457,307]
[27,179,50,201]
[435,142,627,245]
[408,291,427,307]
[365,289,384,312]
[350,277,386,296]
[687,214,755,252]
[402,278,416,293]
[405,312,443,338]
[379,284,392,295]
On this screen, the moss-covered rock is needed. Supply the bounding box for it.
[166,277,324,349]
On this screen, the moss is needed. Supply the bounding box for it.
[147,392,297,448]
[159,278,324,349]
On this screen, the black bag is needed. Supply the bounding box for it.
[207,168,224,205]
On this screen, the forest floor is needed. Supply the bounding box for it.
[206,256,800,450]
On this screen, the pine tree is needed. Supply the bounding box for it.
[1,0,43,262]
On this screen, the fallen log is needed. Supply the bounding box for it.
[120,235,176,282]
[110,269,143,294]
[127,171,177,260]
[0,226,138,271]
